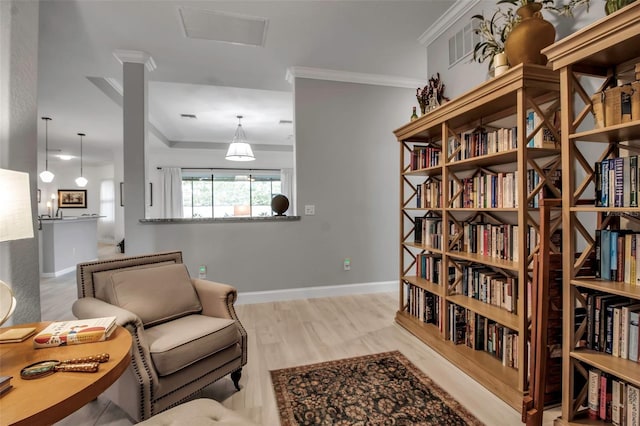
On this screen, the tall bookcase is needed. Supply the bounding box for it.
[543,4,640,425]
[393,64,562,410]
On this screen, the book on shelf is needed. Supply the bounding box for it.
[0,326,36,343]
[595,156,639,208]
[33,316,117,348]
[612,379,626,426]
[629,310,640,362]
[588,368,601,420]
[621,304,640,360]
[628,385,639,426]
[526,110,559,149]
[601,372,613,422]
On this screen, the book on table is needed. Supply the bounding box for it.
[0,375,12,396]
[33,316,117,348]
[0,326,36,343]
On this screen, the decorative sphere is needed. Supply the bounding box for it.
[271,194,289,216]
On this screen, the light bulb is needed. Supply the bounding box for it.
[75,176,88,187]
[39,170,55,183]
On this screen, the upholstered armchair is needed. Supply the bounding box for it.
[72,251,247,422]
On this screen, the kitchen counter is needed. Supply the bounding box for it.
[39,216,104,276]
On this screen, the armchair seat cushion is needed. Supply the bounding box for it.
[145,315,239,376]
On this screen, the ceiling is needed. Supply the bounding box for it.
[37,0,455,166]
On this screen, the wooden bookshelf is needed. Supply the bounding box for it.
[543,3,640,424]
[394,63,563,410]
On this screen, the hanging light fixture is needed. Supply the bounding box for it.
[225,115,255,162]
[75,133,88,187]
[39,117,55,183]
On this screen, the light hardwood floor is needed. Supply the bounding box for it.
[43,245,560,425]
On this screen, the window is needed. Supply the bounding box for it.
[448,22,480,67]
[181,169,282,218]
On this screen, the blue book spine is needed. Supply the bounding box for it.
[527,111,534,147]
[629,311,640,362]
[602,160,609,207]
[610,231,619,279]
[602,230,611,281]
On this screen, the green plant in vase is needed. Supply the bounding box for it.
[472,8,517,75]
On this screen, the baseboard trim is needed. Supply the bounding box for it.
[237,281,396,305]
[40,265,77,278]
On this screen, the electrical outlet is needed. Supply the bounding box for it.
[304,205,315,215]
[344,258,351,271]
[198,265,207,279]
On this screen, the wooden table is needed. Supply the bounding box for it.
[0,322,131,426]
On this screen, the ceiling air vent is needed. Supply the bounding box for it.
[179,7,268,47]
[180,114,197,119]
[279,120,293,124]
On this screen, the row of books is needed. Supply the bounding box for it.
[585,292,640,361]
[415,254,444,284]
[450,304,519,369]
[416,178,442,209]
[447,126,518,162]
[595,156,639,208]
[526,110,559,149]
[404,282,441,328]
[419,168,560,210]
[410,145,441,171]
[526,168,562,208]
[594,229,640,284]
[413,217,443,249]
[455,264,517,313]
[588,368,639,425]
[449,171,518,209]
[455,222,536,264]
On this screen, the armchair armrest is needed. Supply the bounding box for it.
[191,279,238,320]
[72,297,141,328]
[72,297,159,389]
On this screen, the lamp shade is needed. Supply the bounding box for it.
[39,170,54,183]
[225,115,255,161]
[225,141,255,161]
[0,169,34,242]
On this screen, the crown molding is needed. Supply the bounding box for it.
[417,0,481,46]
[285,66,425,89]
[112,49,157,71]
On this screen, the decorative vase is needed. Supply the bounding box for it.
[271,194,289,216]
[493,52,509,77]
[504,2,556,67]
[605,0,637,15]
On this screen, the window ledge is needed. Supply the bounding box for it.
[139,216,301,224]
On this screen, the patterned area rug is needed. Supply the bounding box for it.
[270,351,484,425]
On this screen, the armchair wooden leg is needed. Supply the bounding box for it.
[231,369,242,391]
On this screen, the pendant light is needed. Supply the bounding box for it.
[75,133,88,187]
[39,117,55,183]
[225,115,255,162]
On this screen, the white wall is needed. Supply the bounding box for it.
[0,0,41,324]
[127,78,412,293]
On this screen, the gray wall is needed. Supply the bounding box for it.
[133,78,413,292]
[0,0,41,324]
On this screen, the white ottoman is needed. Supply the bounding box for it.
[137,399,259,426]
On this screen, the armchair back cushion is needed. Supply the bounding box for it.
[107,263,202,327]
